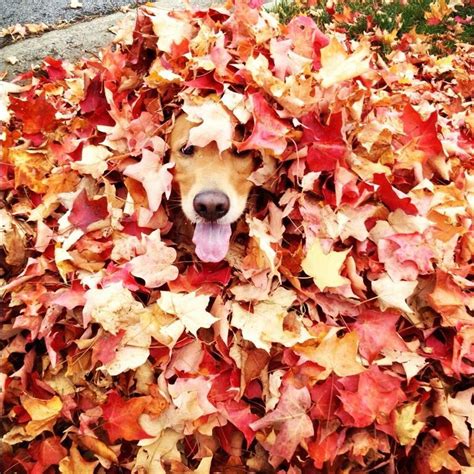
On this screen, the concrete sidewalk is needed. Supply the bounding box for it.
[0,0,217,79]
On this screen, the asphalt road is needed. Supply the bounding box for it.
[0,0,147,28]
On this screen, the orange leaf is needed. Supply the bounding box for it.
[102,391,154,443]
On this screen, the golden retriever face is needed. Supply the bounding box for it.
[169,114,255,261]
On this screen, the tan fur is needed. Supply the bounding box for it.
[169,114,255,225]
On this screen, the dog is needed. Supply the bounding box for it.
[169,114,256,262]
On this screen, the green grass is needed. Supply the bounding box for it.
[267,0,474,54]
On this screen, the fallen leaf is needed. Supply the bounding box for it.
[318,38,371,88]
[102,391,153,442]
[295,329,365,377]
[395,402,425,446]
[302,239,351,291]
[157,291,218,337]
[250,385,314,462]
[59,443,98,474]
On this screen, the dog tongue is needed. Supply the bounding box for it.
[193,222,232,262]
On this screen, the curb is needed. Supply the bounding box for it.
[0,0,220,80]
[0,12,131,79]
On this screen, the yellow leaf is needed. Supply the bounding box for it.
[77,435,119,464]
[424,0,452,22]
[318,38,371,88]
[22,394,63,420]
[295,329,365,377]
[9,148,53,193]
[429,438,462,472]
[395,402,425,446]
[302,239,350,291]
[59,443,98,474]
[2,395,65,444]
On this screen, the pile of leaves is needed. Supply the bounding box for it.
[1,0,473,472]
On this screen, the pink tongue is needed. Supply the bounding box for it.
[192,222,232,262]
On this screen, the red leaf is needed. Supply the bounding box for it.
[373,173,418,215]
[43,57,68,81]
[217,399,259,445]
[9,94,57,134]
[185,72,224,93]
[337,366,406,428]
[102,391,154,443]
[353,310,407,363]
[68,189,109,231]
[400,104,443,158]
[308,431,342,469]
[310,375,339,420]
[169,262,231,295]
[30,436,67,474]
[51,281,87,309]
[301,112,346,171]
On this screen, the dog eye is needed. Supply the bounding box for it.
[180,145,195,156]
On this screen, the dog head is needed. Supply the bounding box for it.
[169,113,255,262]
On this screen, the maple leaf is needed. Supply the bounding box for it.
[295,329,365,378]
[123,144,173,212]
[9,93,57,133]
[76,435,119,464]
[3,394,64,444]
[91,330,125,365]
[250,384,314,462]
[378,232,434,281]
[59,443,98,474]
[217,399,260,445]
[428,437,462,472]
[70,144,112,179]
[300,112,346,172]
[394,402,425,446]
[134,430,183,473]
[302,238,351,291]
[182,99,234,152]
[68,189,109,232]
[372,274,417,315]
[337,365,406,427]
[150,8,194,54]
[318,38,371,88]
[231,287,311,352]
[83,282,145,331]
[238,92,290,155]
[353,309,407,363]
[157,291,218,337]
[433,382,472,446]
[102,391,153,442]
[286,15,329,69]
[127,230,178,288]
[400,104,443,159]
[29,436,67,474]
[373,173,418,215]
[9,148,53,193]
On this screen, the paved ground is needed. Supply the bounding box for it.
[0,0,218,79]
[0,0,146,29]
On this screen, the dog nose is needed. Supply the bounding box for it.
[193,191,230,221]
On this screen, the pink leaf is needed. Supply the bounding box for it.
[238,93,290,155]
[68,189,109,231]
[250,384,314,461]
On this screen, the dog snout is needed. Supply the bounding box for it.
[193,191,230,221]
